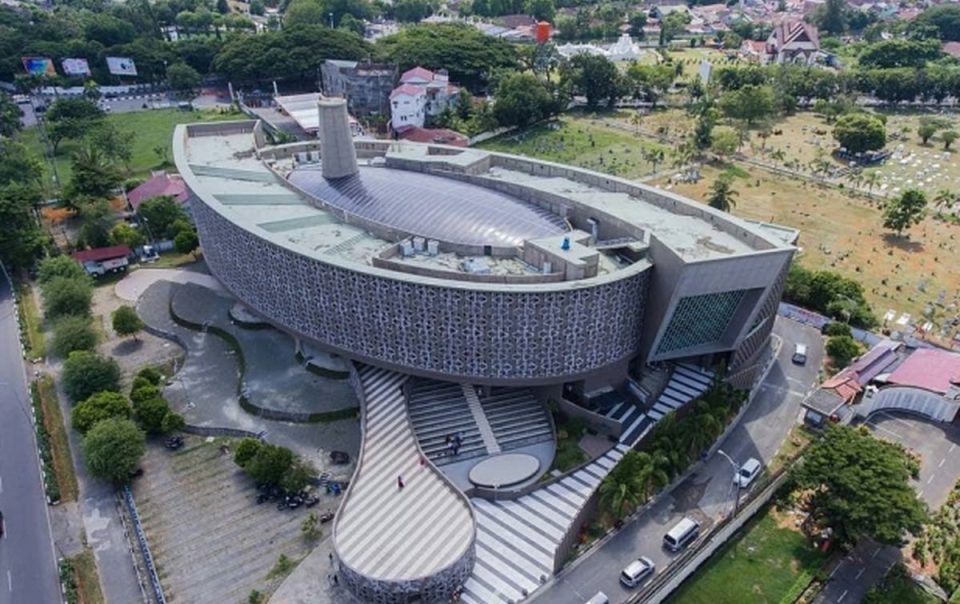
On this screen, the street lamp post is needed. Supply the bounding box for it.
[717,449,741,517]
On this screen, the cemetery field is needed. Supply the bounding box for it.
[477,114,670,180]
[654,163,960,333]
[738,111,960,201]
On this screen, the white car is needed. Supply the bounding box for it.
[734,457,762,489]
[620,556,655,587]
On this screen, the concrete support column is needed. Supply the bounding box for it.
[318,98,359,179]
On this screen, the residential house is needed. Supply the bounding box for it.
[389,66,459,131]
[127,172,192,214]
[321,59,398,117]
[764,19,820,64]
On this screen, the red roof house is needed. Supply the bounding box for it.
[72,245,132,276]
[396,126,469,147]
[887,348,960,394]
[128,173,189,211]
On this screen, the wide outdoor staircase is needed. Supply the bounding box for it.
[407,380,487,465]
[603,363,715,446]
[462,443,631,604]
[478,388,553,451]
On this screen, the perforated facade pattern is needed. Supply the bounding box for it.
[192,200,650,383]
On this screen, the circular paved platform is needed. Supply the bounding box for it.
[469,453,541,488]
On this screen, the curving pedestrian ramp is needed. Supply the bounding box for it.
[334,365,476,603]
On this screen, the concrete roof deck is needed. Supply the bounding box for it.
[486,167,758,261]
[180,124,788,290]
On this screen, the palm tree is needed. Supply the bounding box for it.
[598,450,647,520]
[630,111,644,135]
[846,168,864,191]
[683,401,721,457]
[707,174,739,212]
[863,169,881,194]
[934,189,957,216]
[770,149,786,165]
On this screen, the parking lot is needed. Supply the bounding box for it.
[133,436,339,604]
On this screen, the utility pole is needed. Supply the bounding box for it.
[717,449,741,517]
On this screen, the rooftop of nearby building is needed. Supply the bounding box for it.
[128,172,189,209]
[887,348,960,395]
[72,245,131,263]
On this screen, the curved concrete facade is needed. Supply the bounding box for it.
[190,196,650,385]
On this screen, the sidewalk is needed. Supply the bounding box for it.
[268,538,362,604]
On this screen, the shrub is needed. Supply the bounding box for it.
[82,418,146,484]
[72,391,132,434]
[234,438,262,467]
[50,315,98,357]
[133,397,170,435]
[160,411,186,434]
[827,335,864,369]
[130,376,153,392]
[112,305,144,340]
[62,351,121,403]
[135,366,164,385]
[130,384,161,404]
[38,256,87,284]
[823,321,852,337]
[41,276,93,320]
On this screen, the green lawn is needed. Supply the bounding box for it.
[477,113,669,180]
[18,108,245,194]
[668,507,828,604]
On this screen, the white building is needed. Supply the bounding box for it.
[389,66,460,130]
[765,19,820,64]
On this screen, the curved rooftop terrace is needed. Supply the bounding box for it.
[287,165,568,247]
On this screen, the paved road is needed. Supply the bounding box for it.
[531,318,823,604]
[813,411,960,604]
[0,278,61,604]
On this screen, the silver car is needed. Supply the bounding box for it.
[620,556,655,588]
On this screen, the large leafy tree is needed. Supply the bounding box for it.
[72,391,132,434]
[832,113,886,154]
[791,425,927,546]
[166,62,202,99]
[560,54,622,109]
[41,276,93,319]
[858,39,942,69]
[0,141,46,270]
[244,443,294,487]
[376,23,518,91]
[914,4,960,41]
[883,188,927,237]
[138,196,188,240]
[83,418,146,484]
[112,305,144,341]
[45,98,104,155]
[825,335,862,368]
[68,144,122,201]
[492,72,559,128]
[62,351,121,403]
[51,316,98,358]
[719,84,775,126]
[38,256,87,284]
[0,92,21,137]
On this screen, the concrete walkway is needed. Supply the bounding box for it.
[115,267,224,302]
[136,279,360,480]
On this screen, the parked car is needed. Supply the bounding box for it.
[620,556,655,588]
[329,451,350,465]
[734,457,762,489]
[585,592,609,604]
[792,343,808,365]
[663,517,700,552]
[164,435,184,450]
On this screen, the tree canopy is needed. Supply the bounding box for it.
[560,54,621,109]
[41,276,93,320]
[883,188,927,237]
[791,425,926,545]
[137,196,188,240]
[719,84,776,126]
[833,113,886,154]
[51,315,98,358]
[492,72,560,128]
[62,351,121,403]
[83,418,146,484]
[72,391,132,434]
[784,264,877,328]
[376,23,518,91]
[112,305,144,340]
[914,4,960,41]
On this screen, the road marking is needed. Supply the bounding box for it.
[838,589,848,602]
[855,568,865,579]
[939,458,946,468]
[0,475,3,493]
[927,473,936,485]
[871,548,881,559]
[950,444,957,454]
[7,570,11,592]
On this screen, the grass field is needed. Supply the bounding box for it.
[37,374,78,502]
[68,548,105,604]
[668,507,827,604]
[17,108,245,194]
[478,113,669,180]
[654,162,960,327]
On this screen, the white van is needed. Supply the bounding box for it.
[792,343,808,365]
[663,517,700,552]
[585,592,609,604]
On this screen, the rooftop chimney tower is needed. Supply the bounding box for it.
[317,97,358,179]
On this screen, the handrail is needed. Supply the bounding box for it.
[122,485,166,604]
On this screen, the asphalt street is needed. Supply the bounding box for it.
[0,277,61,604]
[532,317,824,604]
